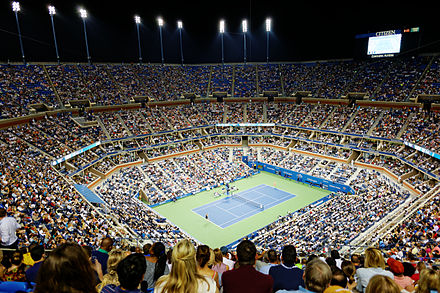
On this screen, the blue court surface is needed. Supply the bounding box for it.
[192,184,296,228]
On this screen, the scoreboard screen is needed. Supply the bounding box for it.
[354,28,420,59]
[367,34,402,56]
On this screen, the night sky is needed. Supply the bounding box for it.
[1,0,439,64]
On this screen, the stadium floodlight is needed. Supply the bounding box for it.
[134,15,142,64]
[242,19,248,64]
[177,20,184,65]
[48,5,60,64]
[266,18,271,32]
[79,8,91,64]
[48,5,56,15]
[266,18,272,63]
[12,1,20,12]
[157,17,165,65]
[219,19,225,34]
[12,2,25,64]
[79,8,87,19]
[219,20,225,66]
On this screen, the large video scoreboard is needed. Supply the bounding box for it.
[354,28,420,59]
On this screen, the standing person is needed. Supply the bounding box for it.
[92,237,114,275]
[154,239,217,293]
[25,245,45,284]
[0,207,21,249]
[269,245,304,292]
[96,249,126,293]
[220,246,235,270]
[387,258,414,292]
[3,250,27,282]
[222,240,273,293]
[259,249,279,275]
[34,242,98,293]
[101,254,146,293]
[356,247,394,293]
[143,242,169,291]
[301,259,332,293]
[196,245,220,289]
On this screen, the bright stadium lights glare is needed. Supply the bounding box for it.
[177,20,183,29]
[266,18,272,32]
[48,5,56,15]
[242,19,248,33]
[134,15,141,24]
[157,17,164,27]
[79,8,87,19]
[219,19,225,33]
[12,1,20,12]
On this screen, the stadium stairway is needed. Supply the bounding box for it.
[367,110,385,135]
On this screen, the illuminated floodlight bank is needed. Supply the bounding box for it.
[48,5,56,15]
[79,8,87,19]
[12,1,20,12]
[266,18,272,32]
[134,15,141,24]
[219,19,225,33]
[242,19,248,33]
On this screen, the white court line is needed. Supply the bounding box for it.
[190,210,225,230]
[218,205,263,227]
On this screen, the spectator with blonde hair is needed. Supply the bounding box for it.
[96,249,126,292]
[356,248,394,292]
[155,239,218,293]
[365,275,400,293]
[416,268,440,293]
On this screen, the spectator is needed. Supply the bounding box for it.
[269,245,304,292]
[211,248,229,274]
[259,249,279,274]
[92,237,114,275]
[302,259,332,293]
[341,260,357,291]
[365,275,400,293]
[25,244,45,283]
[222,240,273,293]
[96,249,126,292]
[220,246,235,270]
[351,254,362,269]
[101,253,146,293]
[387,257,414,292]
[2,249,27,282]
[324,267,351,293]
[330,250,343,269]
[34,242,97,293]
[356,248,394,292]
[0,207,21,249]
[143,242,169,291]
[415,268,440,293]
[196,245,220,289]
[155,239,217,293]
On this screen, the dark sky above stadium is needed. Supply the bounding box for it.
[1,0,439,64]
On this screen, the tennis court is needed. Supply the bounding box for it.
[153,171,331,248]
[192,184,296,228]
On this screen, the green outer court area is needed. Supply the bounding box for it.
[153,171,331,248]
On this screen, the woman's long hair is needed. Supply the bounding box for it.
[152,242,167,282]
[34,242,97,293]
[416,268,440,293]
[155,239,210,293]
[96,249,126,292]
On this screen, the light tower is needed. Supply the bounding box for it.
[79,8,91,65]
[134,15,142,64]
[48,5,60,64]
[177,20,184,65]
[12,2,25,64]
[242,19,248,64]
[219,19,225,67]
[265,18,272,64]
[157,17,164,65]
